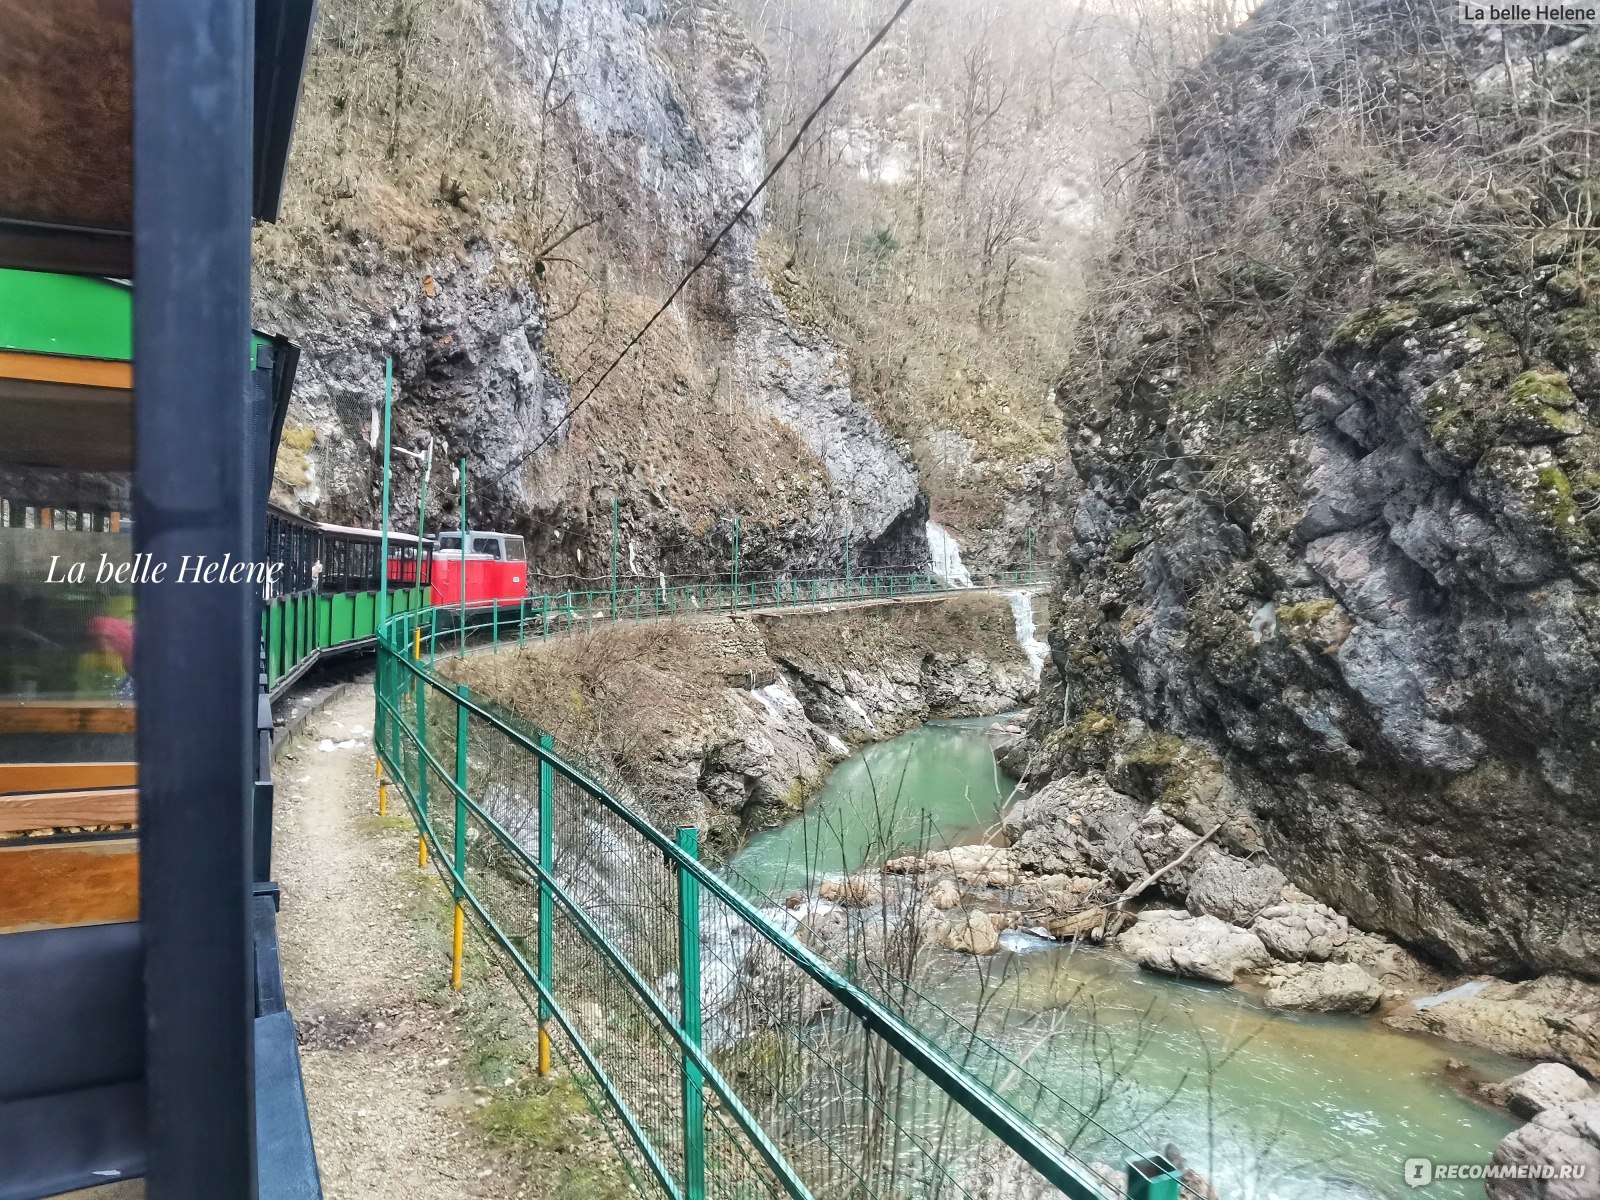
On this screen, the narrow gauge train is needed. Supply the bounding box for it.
[261,509,532,693]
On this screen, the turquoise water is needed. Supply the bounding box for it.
[726,718,1521,1200]
[731,714,1017,898]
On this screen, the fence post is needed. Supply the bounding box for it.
[519,596,526,646]
[374,650,389,815]
[416,657,429,869]
[541,594,549,642]
[429,608,438,665]
[451,685,469,991]
[492,602,499,646]
[676,826,706,1200]
[537,732,555,1075]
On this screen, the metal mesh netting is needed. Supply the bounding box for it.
[374,594,1121,1200]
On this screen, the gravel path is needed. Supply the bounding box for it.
[273,681,524,1200]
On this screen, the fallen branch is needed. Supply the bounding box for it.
[1114,823,1223,905]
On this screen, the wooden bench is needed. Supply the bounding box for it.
[0,701,136,736]
[0,762,140,932]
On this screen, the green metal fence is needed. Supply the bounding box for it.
[371,575,1175,1200]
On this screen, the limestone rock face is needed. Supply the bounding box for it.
[1252,902,1350,962]
[1262,962,1383,1014]
[258,0,936,585]
[1184,857,1286,925]
[1022,0,1600,976]
[1116,910,1271,984]
[1489,1100,1600,1200]
[1481,1064,1595,1120]
[1386,976,1600,1078]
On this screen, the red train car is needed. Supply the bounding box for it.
[429,530,529,610]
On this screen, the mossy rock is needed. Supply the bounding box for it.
[1425,362,1584,460]
[1329,303,1422,351]
[1550,305,1600,375]
[1480,446,1592,550]
[1109,528,1147,561]
[1511,369,1577,409]
[1506,371,1583,443]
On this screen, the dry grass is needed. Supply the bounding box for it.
[254,0,553,275]
[533,288,833,531]
[448,619,771,796]
[755,594,1024,674]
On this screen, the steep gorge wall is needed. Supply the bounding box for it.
[1025,0,1600,977]
[255,0,929,589]
[450,594,1036,856]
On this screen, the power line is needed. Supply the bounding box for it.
[492,0,917,485]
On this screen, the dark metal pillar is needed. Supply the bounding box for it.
[133,0,258,1194]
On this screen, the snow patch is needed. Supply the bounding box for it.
[751,680,805,722]
[926,521,972,588]
[1411,981,1490,1010]
[1007,590,1048,677]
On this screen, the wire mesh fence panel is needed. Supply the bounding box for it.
[372,584,1144,1200]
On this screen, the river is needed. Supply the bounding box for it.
[727,716,1520,1200]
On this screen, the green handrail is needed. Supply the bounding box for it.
[368,569,1142,1200]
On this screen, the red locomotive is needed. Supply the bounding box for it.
[427,530,530,611]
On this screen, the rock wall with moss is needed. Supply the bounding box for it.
[1024,0,1600,976]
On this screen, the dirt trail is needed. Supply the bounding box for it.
[273,681,523,1200]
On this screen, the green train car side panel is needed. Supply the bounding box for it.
[0,270,133,360]
[263,587,433,692]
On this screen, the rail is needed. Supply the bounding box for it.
[372,573,1180,1200]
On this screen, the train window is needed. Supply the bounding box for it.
[0,478,136,708]
[501,535,526,562]
[472,536,502,559]
[436,534,460,552]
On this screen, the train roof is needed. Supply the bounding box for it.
[317,520,431,546]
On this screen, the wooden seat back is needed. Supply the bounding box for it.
[0,762,140,933]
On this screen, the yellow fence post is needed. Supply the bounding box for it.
[376,761,387,817]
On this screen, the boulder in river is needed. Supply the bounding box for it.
[1481,1063,1595,1119]
[918,845,1019,887]
[1116,909,1271,984]
[817,874,883,909]
[1184,856,1286,924]
[1489,1099,1600,1200]
[1263,962,1383,1014]
[1252,901,1349,961]
[946,909,1001,955]
[925,878,962,910]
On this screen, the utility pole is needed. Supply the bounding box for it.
[416,436,433,541]
[378,356,394,626]
[457,457,468,655]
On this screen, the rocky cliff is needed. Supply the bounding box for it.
[449,593,1036,855]
[255,0,932,589]
[1024,0,1600,977]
